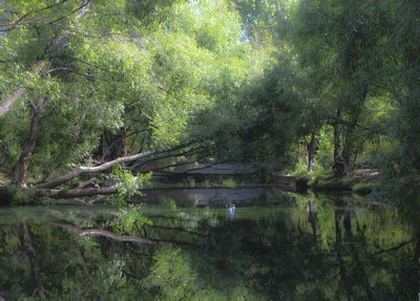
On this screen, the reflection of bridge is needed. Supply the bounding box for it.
[139,186,280,206]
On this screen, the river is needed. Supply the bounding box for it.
[0,188,418,300]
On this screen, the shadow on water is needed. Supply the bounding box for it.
[0,189,418,300]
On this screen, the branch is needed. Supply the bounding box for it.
[36,143,206,189]
[36,150,155,189]
[0,61,46,118]
[0,0,90,32]
[100,128,150,159]
[36,184,119,199]
[1,1,69,32]
[0,87,25,118]
[76,0,90,20]
[131,143,214,171]
[46,0,91,26]
[33,140,212,197]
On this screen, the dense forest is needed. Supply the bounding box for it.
[0,0,419,204]
[0,0,419,299]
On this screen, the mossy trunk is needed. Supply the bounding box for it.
[307,132,317,173]
[14,98,45,188]
[332,110,345,177]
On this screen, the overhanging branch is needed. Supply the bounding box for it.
[37,185,119,199]
[36,150,155,189]
[36,142,212,190]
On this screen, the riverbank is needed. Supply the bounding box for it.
[310,169,380,195]
[0,168,382,207]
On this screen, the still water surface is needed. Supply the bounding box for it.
[0,190,418,300]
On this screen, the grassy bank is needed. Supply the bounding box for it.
[310,169,380,195]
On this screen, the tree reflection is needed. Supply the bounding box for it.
[0,197,418,300]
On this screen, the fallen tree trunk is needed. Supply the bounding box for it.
[36,185,119,199]
[37,143,209,190]
[36,150,154,189]
[14,98,46,187]
[2,143,213,201]
[0,141,210,200]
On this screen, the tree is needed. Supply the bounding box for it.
[0,0,269,199]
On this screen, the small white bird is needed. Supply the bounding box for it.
[227,202,236,221]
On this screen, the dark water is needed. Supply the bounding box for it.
[0,190,418,300]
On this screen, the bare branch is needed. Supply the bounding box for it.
[0,87,25,118]
[131,143,214,171]
[0,61,46,119]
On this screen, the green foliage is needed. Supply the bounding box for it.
[113,204,152,235]
[146,247,197,300]
[4,185,36,205]
[111,167,152,206]
[1,1,420,300]
[0,0,419,214]
[0,0,273,184]
[110,167,153,235]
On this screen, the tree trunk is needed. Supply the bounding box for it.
[342,124,358,173]
[307,132,317,173]
[100,128,127,161]
[14,98,45,188]
[332,109,345,177]
[344,151,357,173]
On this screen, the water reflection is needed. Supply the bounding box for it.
[307,200,319,238]
[0,193,418,300]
